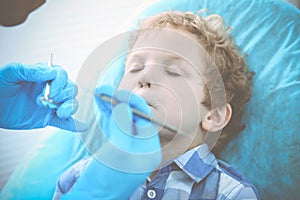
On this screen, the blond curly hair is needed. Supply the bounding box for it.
[133,11,253,155]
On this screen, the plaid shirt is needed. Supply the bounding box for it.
[129,144,259,200]
[54,144,259,200]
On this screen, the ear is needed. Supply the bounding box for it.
[201,103,232,132]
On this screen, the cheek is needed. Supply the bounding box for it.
[179,92,203,131]
[160,84,203,132]
[118,74,135,90]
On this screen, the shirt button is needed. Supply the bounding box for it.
[147,189,157,199]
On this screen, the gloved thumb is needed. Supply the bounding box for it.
[49,115,88,132]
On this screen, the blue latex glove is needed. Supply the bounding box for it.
[58,85,161,199]
[0,62,88,132]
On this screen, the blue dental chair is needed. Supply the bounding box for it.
[1,0,299,199]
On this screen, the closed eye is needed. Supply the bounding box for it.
[166,70,181,77]
[165,66,183,77]
[127,63,144,73]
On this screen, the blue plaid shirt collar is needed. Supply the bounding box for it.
[169,143,218,183]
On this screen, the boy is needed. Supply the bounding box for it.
[54,11,259,199]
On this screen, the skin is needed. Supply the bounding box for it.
[0,0,45,26]
[119,27,213,162]
[118,27,233,179]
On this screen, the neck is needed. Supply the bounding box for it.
[149,169,159,181]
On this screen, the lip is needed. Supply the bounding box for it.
[144,98,157,110]
[147,102,156,109]
[135,92,157,109]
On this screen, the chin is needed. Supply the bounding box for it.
[158,129,176,146]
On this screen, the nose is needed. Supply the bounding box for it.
[137,64,158,89]
[138,81,151,88]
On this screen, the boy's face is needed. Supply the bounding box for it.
[118,28,210,157]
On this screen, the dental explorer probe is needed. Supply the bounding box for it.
[98,94,191,138]
[39,53,59,109]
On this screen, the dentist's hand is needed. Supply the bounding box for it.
[95,85,161,156]
[0,62,87,132]
[56,85,161,199]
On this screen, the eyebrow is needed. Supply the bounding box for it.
[164,55,190,73]
[125,54,143,64]
[127,51,184,63]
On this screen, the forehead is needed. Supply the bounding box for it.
[129,28,208,70]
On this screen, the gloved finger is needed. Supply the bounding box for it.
[49,114,88,132]
[1,62,57,83]
[94,85,115,114]
[36,80,78,109]
[36,92,60,109]
[95,86,152,120]
[95,86,154,127]
[109,103,160,154]
[110,103,134,140]
[51,80,78,103]
[49,65,68,99]
[56,99,79,119]
[115,90,153,126]
[115,89,151,114]
[114,90,159,143]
